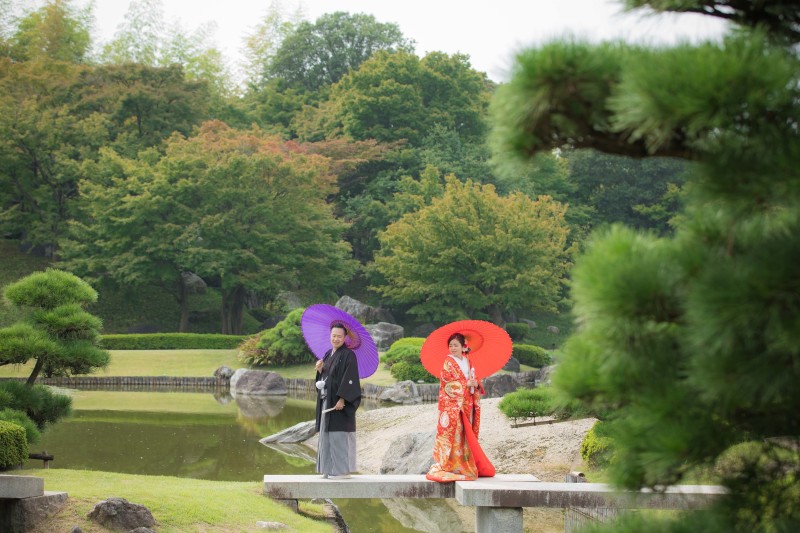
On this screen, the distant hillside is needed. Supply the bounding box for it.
[0,239,262,334]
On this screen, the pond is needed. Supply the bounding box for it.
[27,388,456,532]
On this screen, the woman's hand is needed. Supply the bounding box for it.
[335,398,345,410]
[467,378,478,389]
[315,359,324,372]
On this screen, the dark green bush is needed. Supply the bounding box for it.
[0,408,40,444]
[505,322,529,341]
[512,344,552,367]
[389,361,437,383]
[580,421,614,467]
[0,420,28,470]
[0,381,72,428]
[241,308,313,366]
[498,387,554,422]
[100,333,247,350]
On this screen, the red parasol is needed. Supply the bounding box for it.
[420,320,513,379]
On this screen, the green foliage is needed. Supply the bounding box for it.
[498,387,553,422]
[382,338,424,366]
[306,50,490,145]
[388,361,436,383]
[266,11,412,92]
[499,7,800,528]
[0,408,40,444]
[0,419,28,470]
[64,121,356,335]
[505,322,529,342]
[511,344,551,368]
[5,269,97,310]
[372,177,574,323]
[580,421,614,467]
[0,380,71,429]
[9,0,92,63]
[0,269,109,384]
[244,308,313,367]
[100,333,247,350]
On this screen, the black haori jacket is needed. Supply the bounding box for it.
[315,347,362,433]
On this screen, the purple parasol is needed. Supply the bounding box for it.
[301,304,379,379]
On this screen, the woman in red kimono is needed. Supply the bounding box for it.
[426,332,487,482]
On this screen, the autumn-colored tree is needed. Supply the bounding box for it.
[64,121,356,334]
[372,177,573,324]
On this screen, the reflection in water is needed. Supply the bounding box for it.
[30,389,424,532]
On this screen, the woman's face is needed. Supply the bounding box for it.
[330,327,346,349]
[448,338,464,358]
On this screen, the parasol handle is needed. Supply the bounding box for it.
[470,367,476,394]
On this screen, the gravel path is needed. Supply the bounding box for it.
[352,397,597,481]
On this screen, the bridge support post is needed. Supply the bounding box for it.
[475,506,523,533]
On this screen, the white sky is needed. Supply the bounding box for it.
[82,0,728,82]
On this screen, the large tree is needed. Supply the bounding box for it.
[372,176,573,324]
[263,11,413,93]
[8,0,92,64]
[492,1,800,530]
[296,50,491,146]
[64,121,356,334]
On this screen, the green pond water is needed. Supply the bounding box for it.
[26,389,458,532]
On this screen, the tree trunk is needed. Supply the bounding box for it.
[26,357,45,387]
[178,278,190,333]
[487,305,505,326]
[221,285,247,335]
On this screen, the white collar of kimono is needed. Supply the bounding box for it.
[447,353,471,378]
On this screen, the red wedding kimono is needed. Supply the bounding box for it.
[426,355,494,482]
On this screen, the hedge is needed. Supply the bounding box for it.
[512,344,552,367]
[100,333,248,350]
[0,420,28,470]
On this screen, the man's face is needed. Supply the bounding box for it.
[330,327,346,349]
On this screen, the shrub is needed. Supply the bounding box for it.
[389,361,437,383]
[0,380,72,428]
[388,337,426,349]
[236,335,269,366]
[580,421,614,467]
[512,344,552,367]
[498,387,554,423]
[505,322,529,341]
[242,308,313,366]
[0,408,40,444]
[0,420,28,470]
[383,342,423,367]
[101,333,247,350]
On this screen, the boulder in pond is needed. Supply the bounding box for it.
[260,420,316,444]
[229,369,287,395]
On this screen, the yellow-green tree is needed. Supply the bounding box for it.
[372,177,573,324]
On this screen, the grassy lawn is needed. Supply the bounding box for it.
[0,348,399,386]
[22,469,330,533]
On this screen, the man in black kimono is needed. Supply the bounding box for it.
[314,322,361,479]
